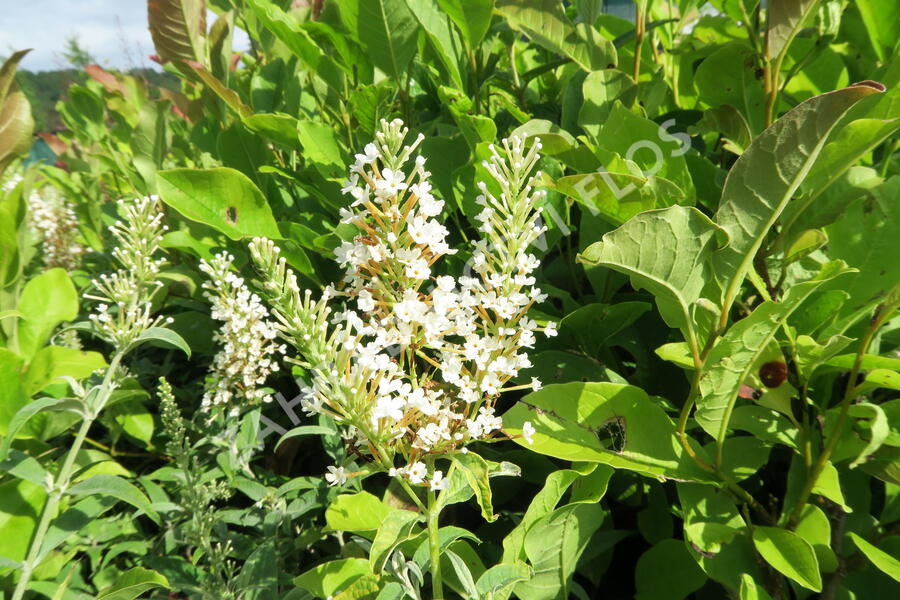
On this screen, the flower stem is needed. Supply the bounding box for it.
[12,352,123,600]
[427,489,444,600]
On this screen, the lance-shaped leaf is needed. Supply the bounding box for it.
[356,0,420,80]
[0,49,31,102]
[496,0,615,72]
[0,51,34,174]
[578,205,727,352]
[752,527,822,592]
[435,0,494,49]
[696,261,851,449]
[714,83,883,311]
[766,0,821,61]
[148,0,207,67]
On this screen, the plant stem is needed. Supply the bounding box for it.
[633,3,647,83]
[12,352,123,600]
[427,489,444,600]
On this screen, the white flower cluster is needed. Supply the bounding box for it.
[199,253,285,415]
[25,185,86,270]
[249,120,552,490]
[86,196,172,344]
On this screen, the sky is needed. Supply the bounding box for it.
[1,1,248,72]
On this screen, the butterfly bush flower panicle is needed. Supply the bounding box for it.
[198,252,286,415]
[26,185,86,270]
[86,195,172,345]
[247,119,555,490]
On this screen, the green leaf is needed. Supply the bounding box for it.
[475,561,532,597]
[845,403,890,468]
[0,478,46,562]
[696,261,850,448]
[326,491,390,533]
[496,0,615,71]
[188,63,253,118]
[157,167,280,240]
[243,113,301,149]
[16,267,79,359]
[147,0,207,67]
[504,382,712,482]
[0,397,74,460]
[854,0,900,61]
[356,0,420,79]
[822,176,900,322]
[694,45,766,134]
[578,205,727,348]
[739,573,774,600]
[369,509,422,572]
[297,120,345,175]
[514,502,605,600]
[404,0,465,89]
[578,69,637,139]
[294,558,374,597]
[67,474,160,525]
[766,0,822,62]
[24,345,106,396]
[848,532,900,582]
[435,0,494,48]
[751,526,822,591]
[276,425,337,450]
[635,539,707,600]
[449,451,497,522]
[96,567,170,600]
[713,83,882,313]
[501,469,584,564]
[795,504,837,573]
[129,327,191,358]
[446,548,479,598]
[556,302,650,356]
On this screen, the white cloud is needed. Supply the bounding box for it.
[1,1,249,72]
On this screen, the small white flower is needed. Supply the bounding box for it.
[325,465,347,486]
[531,377,542,392]
[407,461,427,484]
[430,470,447,491]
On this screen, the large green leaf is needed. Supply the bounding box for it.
[157,167,280,240]
[751,526,822,591]
[766,0,821,61]
[16,268,79,359]
[694,44,766,134]
[147,0,207,67]
[355,0,420,79]
[854,0,900,61]
[67,474,160,525]
[821,177,900,322]
[294,558,374,597]
[435,0,494,49]
[0,478,46,563]
[713,83,882,313]
[635,539,707,600]
[405,0,465,89]
[325,491,390,533]
[369,509,421,572]
[848,532,900,582]
[579,69,637,139]
[504,382,712,482]
[696,261,850,449]
[782,88,900,237]
[24,345,106,396]
[513,502,605,600]
[495,0,615,71]
[96,567,170,600]
[578,205,727,348]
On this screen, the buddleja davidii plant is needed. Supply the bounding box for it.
[3,195,189,600]
[504,81,896,596]
[197,119,554,597]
